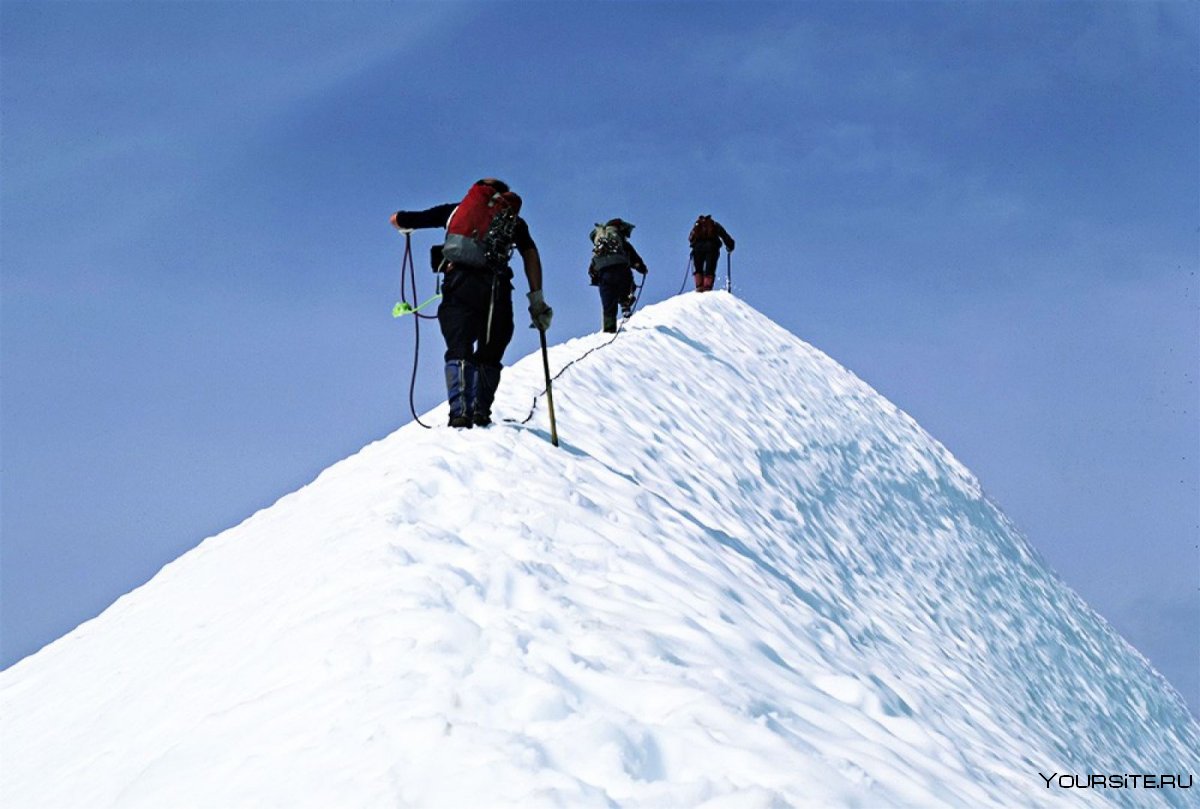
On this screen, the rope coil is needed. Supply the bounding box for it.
[396,234,437,429]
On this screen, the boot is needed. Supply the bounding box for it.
[444,360,474,428]
[693,272,704,292]
[602,314,618,333]
[471,364,502,427]
[701,274,715,292]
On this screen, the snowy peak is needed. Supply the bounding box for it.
[3,292,1197,808]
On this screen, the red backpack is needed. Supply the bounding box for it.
[442,183,522,269]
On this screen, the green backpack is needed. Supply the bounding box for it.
[590,219,634,273]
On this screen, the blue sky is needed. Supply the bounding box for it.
[2,1,1197,714]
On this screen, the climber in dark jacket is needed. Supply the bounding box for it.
[688,214,735,292]
[390,178,553,428]
[588,217,647,333]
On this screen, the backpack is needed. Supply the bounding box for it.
[590,220,632,273]
[441,183,522,270]
[690,215,717,244]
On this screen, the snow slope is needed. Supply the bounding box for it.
[3,292,1196,808]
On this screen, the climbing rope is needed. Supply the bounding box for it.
[677,253,693,295]
[510,274,647,427]
[393,233,439,429]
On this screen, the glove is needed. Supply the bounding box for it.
[527,289,553,331]
[389,212,414,233]
[636,265,648,275]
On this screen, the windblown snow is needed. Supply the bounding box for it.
[2,293,1196,808]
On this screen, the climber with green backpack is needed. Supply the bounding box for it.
[587,218,647,333]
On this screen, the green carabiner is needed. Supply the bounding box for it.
[392,294,442,318]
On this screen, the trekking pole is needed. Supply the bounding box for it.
[725,252,732,293]
[538,327,559,447]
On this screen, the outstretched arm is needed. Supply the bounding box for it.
[390,203,457,231]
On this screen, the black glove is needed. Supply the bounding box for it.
[389,212,414,233]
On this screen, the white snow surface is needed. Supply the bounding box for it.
[3,293,1197,808]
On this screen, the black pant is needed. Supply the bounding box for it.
[438,268,514,366]
[693,246,720,277]
[597,267,634,332]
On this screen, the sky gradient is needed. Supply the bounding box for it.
[3,2,1197,714]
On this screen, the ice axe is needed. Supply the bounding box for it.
[537,326,559,447]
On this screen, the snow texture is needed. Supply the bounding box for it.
[3,293,1197,808]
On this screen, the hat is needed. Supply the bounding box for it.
[476,178,511,193]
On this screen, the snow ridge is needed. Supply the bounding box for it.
[3,292,1196,808]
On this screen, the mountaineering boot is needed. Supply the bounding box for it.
[463,362,480,425]
[694,272,704,292]
[471,364,502,427]
[701,274,715,292]
[602,314,618,334]
[444,360,474,428]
